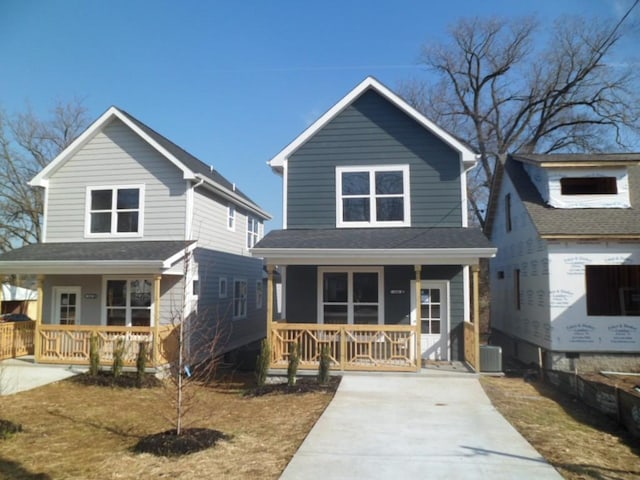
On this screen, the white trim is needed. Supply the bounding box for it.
[460,162,469,228]
[52,286,82,325]
[410,280,450,361]
[336,165,411,228]
[463,266,470,322]
[42,187,49,243]
[280,266,287,318]
[268,77,478,172]
[282,159,288,229]
[163,242,196,269]
[227,204,236,231]
[317,266,384,325]
[194,173,271,221]
[246,216,260,249]
[84,184,145,238]
[185,179,197,240]
[251,247,496,266]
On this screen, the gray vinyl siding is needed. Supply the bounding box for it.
[287,89,463,228]
[42,275,102,325]
[46,118,187,242]
[191,187,260,257]
[284,266,318,323]
[193,248,266,353]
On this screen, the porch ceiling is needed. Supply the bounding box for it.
[251,227,496,265]
[0,240,195,275]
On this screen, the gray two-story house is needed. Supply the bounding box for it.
[252,77,496,372]
[0,106,270,366]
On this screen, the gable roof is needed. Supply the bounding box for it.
[30,107,270,220]
[511,152,640,168]
[267,76,479,173]
[488,154,640,239]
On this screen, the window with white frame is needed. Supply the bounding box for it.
[318,267,383,324]
[227,204,236,231]
[233,279,247,318]
[219,277,228,298]
[247,216,260,248]
[336,165,410,227]
[256,280,263,309]
[87,186,143,236]
[105,278,152,326]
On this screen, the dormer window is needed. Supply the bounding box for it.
[86,185,144,237]
[336,165,410,227]
[560,177,617,195]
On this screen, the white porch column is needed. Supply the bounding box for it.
[415,265,422,372]
[472,264,480,371]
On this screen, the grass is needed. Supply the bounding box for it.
[0,371,336,479]
[481,375,640,479]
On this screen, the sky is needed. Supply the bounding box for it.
[1,0,638,231]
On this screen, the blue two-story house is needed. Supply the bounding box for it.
[252,77,496,372]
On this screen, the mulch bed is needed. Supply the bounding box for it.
[248,376,341,396]
[69,371,162,388]
[133,428,231,457]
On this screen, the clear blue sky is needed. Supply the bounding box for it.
[1,0,637,230]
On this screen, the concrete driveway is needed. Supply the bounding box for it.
[281,371,562,479]
[0,357,77,395]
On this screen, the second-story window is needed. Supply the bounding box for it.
[336,165,410,227]
[247,216,260,248]
[227,204,236,231]
[86,185,143,237]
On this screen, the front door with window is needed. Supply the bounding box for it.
[410,280,449,361]
[53,287,81,325]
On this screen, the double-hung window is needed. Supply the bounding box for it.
[227,204,236,231]
[86,185,144,237]
[233,279,248,319]
[105,278,153,326]
[247,216,260,248]
[318,267,383,325]
[336,165,410,227]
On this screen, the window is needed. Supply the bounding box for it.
[336,165,410,227]
[105,278,152,326]
[87,186,143,236]
[227,204,235,231]
[419,288,441,334]
[319,267,382,324]
[256,280,263,308]
[561,177,617,195]
[505,193,512,232]
[247,216,260,248]
[514,269,521,310]
[219,277,228,298]
[586,265,640,316]
[192,280,200,296]
[233,279,247,318]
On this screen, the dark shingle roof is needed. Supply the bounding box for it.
[506,156,640,236]
[116,108,259,208]
[512,153,640,165]
[254,228,493,250]
[0,241,194,262]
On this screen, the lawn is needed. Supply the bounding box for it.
[480,375,640,480]
[0,372,336,479]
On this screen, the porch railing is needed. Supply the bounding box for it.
[36,324,177,367]
[271,322,417,372]
[0,321,35,360]
[463,321,477,370]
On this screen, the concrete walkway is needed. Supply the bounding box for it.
[0,357,77,395]
[281,370,563,479]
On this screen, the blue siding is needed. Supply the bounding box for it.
[287,89,463,228]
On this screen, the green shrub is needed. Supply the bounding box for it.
[112,338,126,378]
[255,338,270,387]
[89,334,100,376]
[136,341,148,387]
[287,342,300,387]
[318,345,330,385]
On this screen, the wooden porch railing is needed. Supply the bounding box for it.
[463,321,477,370]
[271,322,417,372]
[35,324,177,367]
[0,321,35,360]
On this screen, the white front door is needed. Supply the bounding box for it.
[53,287,81,325]
[410,281,449,361]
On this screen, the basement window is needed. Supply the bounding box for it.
[560,177,617,195]
[586,265,640,315]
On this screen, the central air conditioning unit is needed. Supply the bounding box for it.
[480,345,502,372]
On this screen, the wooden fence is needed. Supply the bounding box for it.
[271,322,417,372]
[0,321,35,360]
[36,325,177,367]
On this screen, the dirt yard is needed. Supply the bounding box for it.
[481,375,640,479]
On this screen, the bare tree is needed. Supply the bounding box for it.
[0,100,88,251]
[401,1,640,227]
